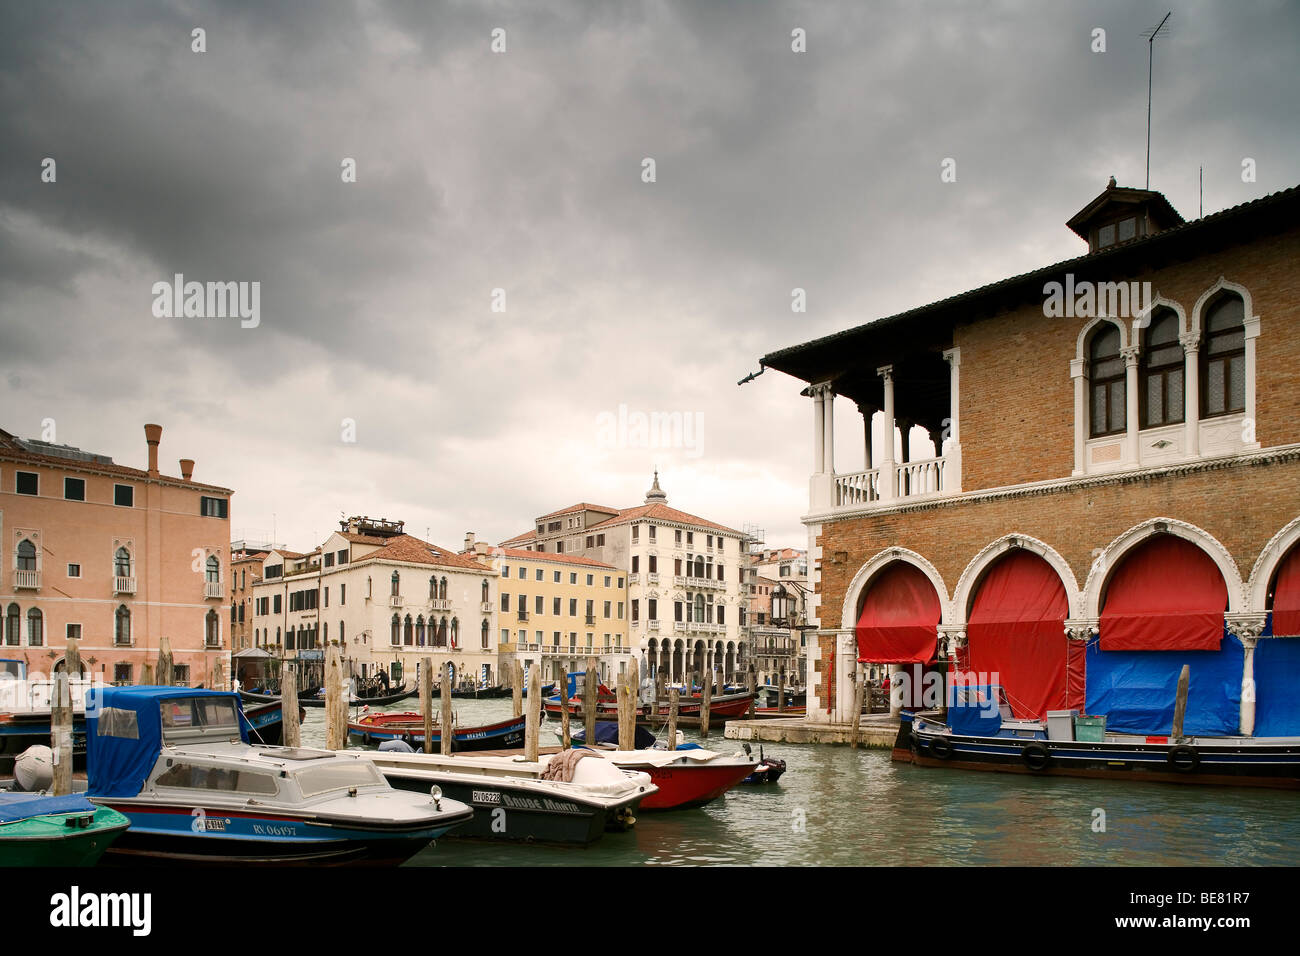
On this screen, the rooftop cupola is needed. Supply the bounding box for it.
[644,470,668,505]
[1066,177,1185,254]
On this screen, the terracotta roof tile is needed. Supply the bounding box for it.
[496,547,617,569]
[348,534,492,573]
[499,529,537,546]
[585,503,744,537]
[536,502,623,521]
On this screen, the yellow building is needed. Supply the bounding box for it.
[490,546,627,684]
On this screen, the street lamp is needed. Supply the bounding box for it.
[770,584,791,628]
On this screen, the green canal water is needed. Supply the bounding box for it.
[299,698,1300,867]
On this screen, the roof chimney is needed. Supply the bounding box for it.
[179,458,195,482]
[464,532,475,552]
[144,424,162,476]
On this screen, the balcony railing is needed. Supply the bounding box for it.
[647,572,659,584]
[14,570,40,590]
[585,615,596,625]
[114,575,137,595]
[429,598,452,611]
[681,575,723,591]
[517,611,529,622]
[647,620,660,631]
[205,637,222,649]
[673,621,724,634]
[833,454,949,509]
[628,572,640,584]
[480,601,494,613]
[204,581,224,599]
[389,594,403,608]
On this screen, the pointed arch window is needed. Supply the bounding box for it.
[429,576,437,599]
[391,571,401,597]
[115,604,131,645]
[114,547,132,577]
[1201,293,1246,418]
[16,539,36,572]
[416,615,426,646]
[450,617,460,648]
[1139,309,1184,428]
[27,608,43,646]
[205,609,220,647]
[204,555,220,584]
[5,603,20,646]
[481,579,489,603]
[439,577,448,600]
[390,614,401,646]
[481,619,490,648]
[1089,323,1126,437]
[403,614,414,646]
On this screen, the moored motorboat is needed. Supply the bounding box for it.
[0,793,130,867]
[239,684,415,709]
[544,685,756,726]
[86,686,473,865]
[348,711,526,752]
[359,749,656,845]
[0,660,90,771]
[900,684,1300,790]
[583,748,758,810]
[740,746,787,784]
[241,699,306,746]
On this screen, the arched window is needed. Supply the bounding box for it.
[205,609,219,646]
[437,617,448,647]
[416,615,426,646]
[114,547,132,577]
[338,621,345,643]
[5,604,20,646]
[16,539,36,571]
[205,555,220,584]
[439,577,448,600]
[1201,293,1246,418]
[693,593,706,622]
[390,614,400,646]
[1140,309,1184,428]
[26,608,43,646]
[481,579,489,603]
[1089,323,1126,437]
[115,604,131,645]
[481,619,490,649]
[429,576,437,599]
[403,615,414,646]
[450,618,460,647]
[391,571,400,597]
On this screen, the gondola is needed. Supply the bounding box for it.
[239,684,415,709]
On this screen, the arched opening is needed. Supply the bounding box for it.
[1254,543,1300,736]
[1088,534,1237,735]
[854,561,942,708]
[962,549,1069,719]
[672,640,683,684]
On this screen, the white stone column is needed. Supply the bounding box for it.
[822,386,836,475]
[1122,345,1140,465]
[836,630,857,724]
[1243,314,1261,449]
[1071,358,1087,476]
[812,386,826,474]
[809,384,834,512]
[942,347,962,493]
[856,403,874,471]
[1226,614,1267,735]
[888,664,903,716]
[877,366,897,500]
[1180,331,1201,457]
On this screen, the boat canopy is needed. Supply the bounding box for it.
[86,686,249,798]
[0,792,97,823]
[946,685,1004,737]
[573,721,656,749]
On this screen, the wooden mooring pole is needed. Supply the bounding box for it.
[281,661,301,748]
[525,663,541,762]
[700,660,713,738]
[777,667,786,714]
[584,658,598,747]
[667,689,679,751]
[511,659,523,719]
[156,636,174,686]
[1171,664,1191,743]
[560,670,572,749]
[325,643,345,751]
[441,661,455,755]
[851,673,865,749]
[421,657,434,754]
[747,664,757,718]
[51,640,79,796]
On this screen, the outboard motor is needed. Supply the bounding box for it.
[378,739,416,754]
[14,744,55,791]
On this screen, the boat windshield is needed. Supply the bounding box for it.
[294,761,386,797]
[160,696,242,742]
[0,660,25,680]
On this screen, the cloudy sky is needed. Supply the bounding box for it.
[3,0,1298,552]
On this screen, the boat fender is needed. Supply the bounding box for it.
[928,735,954,759]
[1166,745,1199,773]
[1021,742,1051,771]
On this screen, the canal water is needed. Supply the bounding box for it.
[299,697,1300,866]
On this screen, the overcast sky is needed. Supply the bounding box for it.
[3,0,1298,552]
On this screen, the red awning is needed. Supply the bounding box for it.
[1272,546,1300,636]
[1100,535,1227,651]
[855,563,940,664]
[965,549,1069,720]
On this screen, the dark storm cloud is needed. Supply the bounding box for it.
[1,0,1297,549]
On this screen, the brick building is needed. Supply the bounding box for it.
[760,182,1300,736]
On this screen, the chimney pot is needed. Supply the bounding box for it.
[180,459,195,481]
[464,532,475,552]
[144,423,162,476]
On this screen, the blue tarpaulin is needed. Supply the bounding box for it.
[1253,622,1300,737]
[0,792,97,824]
[1084,633,1243,736]
[86,686,247,798]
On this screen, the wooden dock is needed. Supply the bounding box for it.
[723,714,900,748]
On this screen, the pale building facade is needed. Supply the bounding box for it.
[1,423,232,687]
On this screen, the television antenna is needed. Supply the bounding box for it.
[1142,11,1172,190]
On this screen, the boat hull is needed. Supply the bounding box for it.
[348,714,526,753]
[618,760,756,810]
[0,807,130,867]
[0,714,87,770]
[94,801,471,866]
[904,719,1300,790]
[380,772,639,845]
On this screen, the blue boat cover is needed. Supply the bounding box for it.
[947,685,1004,737]
[86,686,248,798]
[1084,633,1243,735]
[1253,624,1300,737]
[571,721,656,749]
[0,792,97,824]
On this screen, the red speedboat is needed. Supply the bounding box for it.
[587,748,758,810]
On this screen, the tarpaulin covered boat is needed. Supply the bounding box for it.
[347,711,526,752]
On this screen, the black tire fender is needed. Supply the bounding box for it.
[928,735,954,759]
[1021,742,1052,771]
[1167,745,1199,772]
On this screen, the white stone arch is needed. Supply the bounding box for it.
[1074,314,1129,360]
[1247,515,1300,615]
[1136,293,1188,339]
[951,534,1082,624]
[1190,276,1258,338]
[839,546,951,630]
[1082,517,1245,619]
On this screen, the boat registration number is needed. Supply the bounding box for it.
[472,790,501,805]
